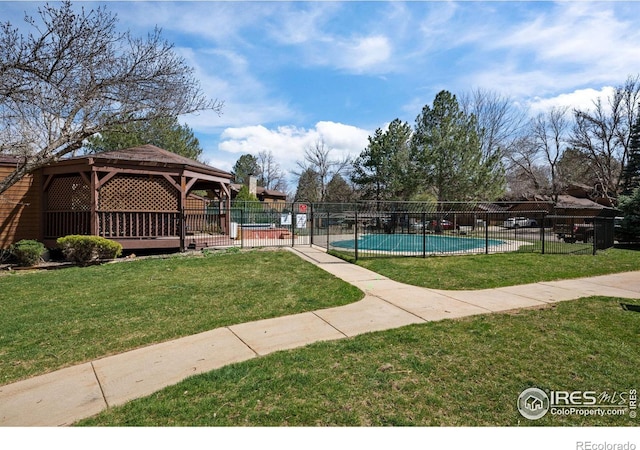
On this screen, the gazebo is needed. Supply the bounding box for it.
[40,144,232,250]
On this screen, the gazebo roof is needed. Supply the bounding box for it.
[3,145,233,180]
[79,144,232,180]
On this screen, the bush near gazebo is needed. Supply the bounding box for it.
[57,235,122,265]
[11,239,46,267]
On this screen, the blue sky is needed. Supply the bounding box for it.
[4,1,640,186]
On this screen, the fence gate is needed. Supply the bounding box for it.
[183,202,311,250]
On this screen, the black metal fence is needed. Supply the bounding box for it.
[310,202,617,260]
[183,202,311,250]
[183,201,617,259]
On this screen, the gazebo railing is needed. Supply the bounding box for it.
[44,211,91,238]
[44,210,183,239]
[97,210,181,238]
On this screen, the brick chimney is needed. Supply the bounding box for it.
[247,174,257,197]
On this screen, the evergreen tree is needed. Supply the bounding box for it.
[621,114,640,195]
[351,119,412,200]
[617,187,640,241]
[85,116,203,160]
[410,90,505,201]
[234,185,259,202]
[294,168,321,203]
[325,173,354,203]
[231,154,260,185]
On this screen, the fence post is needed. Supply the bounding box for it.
[309,203,314,247]
[541,212,546,255]
[354,209,359,261]
[326,210,330,252]
[240,208,244,249]
[422,211,426,258]
[485,212,489,254]
[592,217,597,256]
[292,203,296,248]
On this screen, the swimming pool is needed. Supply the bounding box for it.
[331,233,506,254]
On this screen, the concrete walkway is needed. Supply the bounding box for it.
[2,245,640,426]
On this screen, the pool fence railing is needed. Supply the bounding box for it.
[186,201,618,258]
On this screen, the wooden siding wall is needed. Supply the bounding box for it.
[0,166,41,249]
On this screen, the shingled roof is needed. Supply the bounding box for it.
[2,145,233,180]
[84,144,232,179]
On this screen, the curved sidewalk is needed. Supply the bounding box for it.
[2,246,640,426]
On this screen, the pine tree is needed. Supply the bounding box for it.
[325,173,354,203]
[231,155,260,185]
[294,169,321,203]
[410,90,505,201]
[621,114,640,195]
[351,119,412,200]
[85,116,203,160]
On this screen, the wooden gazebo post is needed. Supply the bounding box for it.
[91,170,99,236]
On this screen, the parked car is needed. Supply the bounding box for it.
[411,219,460,232]
[556,223,593,243]
[503,217,537,228]
[435,219,459,230]
[427,219,460,232]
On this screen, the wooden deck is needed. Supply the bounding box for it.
[43,210,232,251]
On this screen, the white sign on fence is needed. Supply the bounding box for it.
[296,214,307,229]
[281,213,292,226]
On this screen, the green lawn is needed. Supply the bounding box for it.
[78,296,640,426]
[350,248,640,290]
[0,249,363,385]
[4,246,639,426]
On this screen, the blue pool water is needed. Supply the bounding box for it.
[332,233,505,253]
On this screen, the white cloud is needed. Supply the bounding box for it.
[338,36,392,73]
[527,87,616,115]
[467,2,640,98]
[177,46,295,131]
[266,3,337,45]
[214,121,371,175]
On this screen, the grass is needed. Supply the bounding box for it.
[78,296,640,426]
[5,246,640,426]
[345,248,640,290]
[0,249,363,385]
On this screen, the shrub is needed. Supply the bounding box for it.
[57,235,122,265]
[11,240,46,267]
[618,188,640,241]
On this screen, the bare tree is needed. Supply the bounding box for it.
[295,140,350,202]
[504,136,549,197]
[256,150,287,192]
[570,75,640,201]
[531,106,571,203]
[459,88,528,162]
[0,1,222,195]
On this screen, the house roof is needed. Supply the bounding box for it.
[230,183,287,199]
[475,202,509,212]
[555,194,612,210]
[0,154,21,166]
